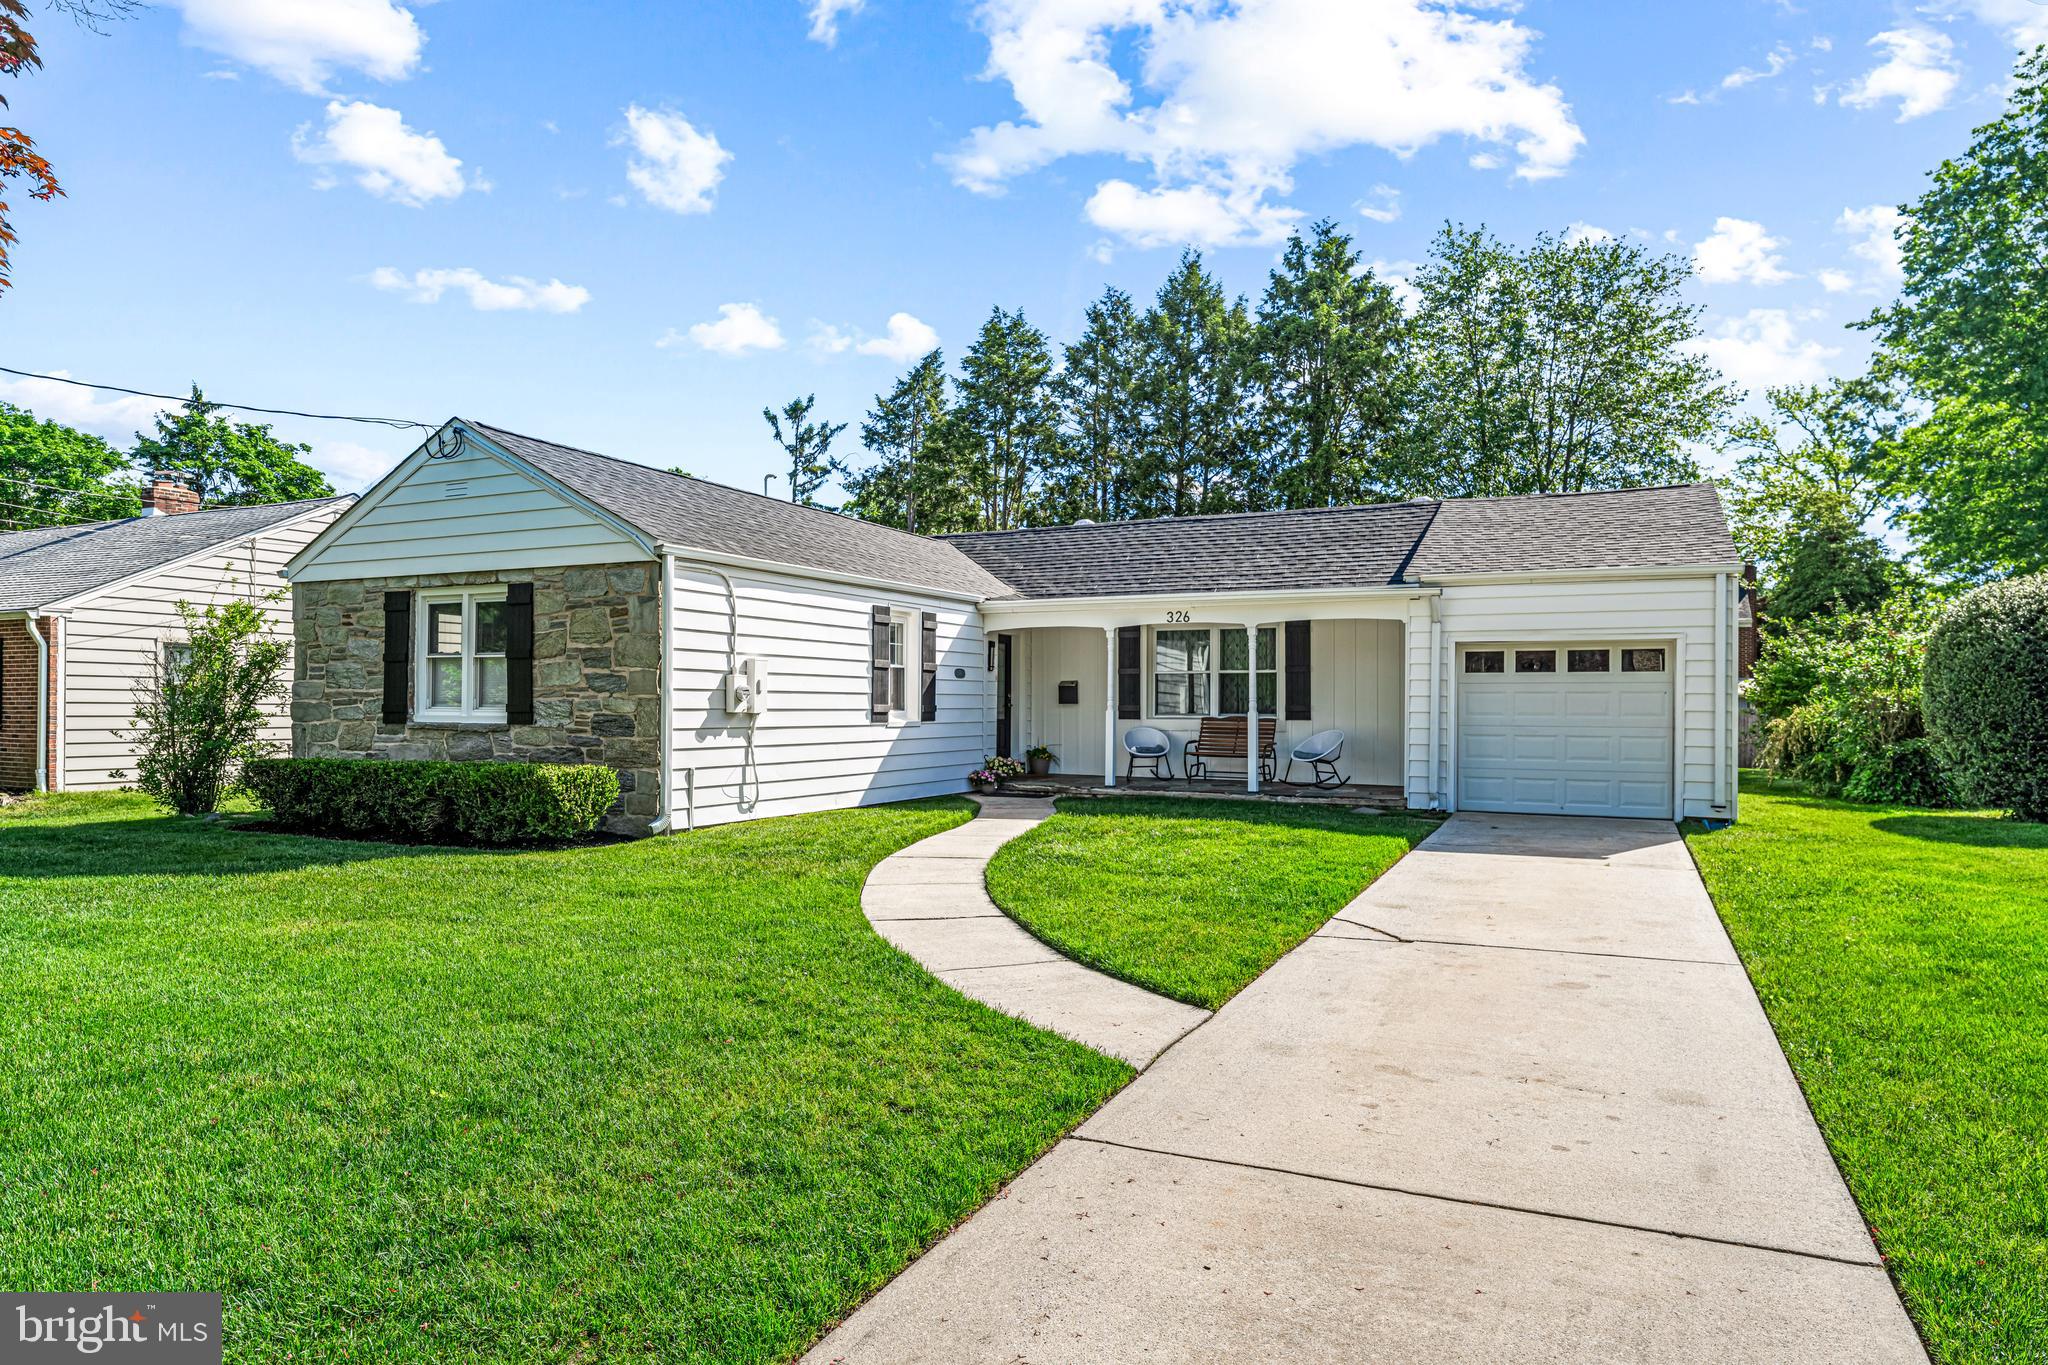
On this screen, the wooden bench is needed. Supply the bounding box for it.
[1183,716,1277,783]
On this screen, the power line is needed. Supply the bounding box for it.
[0,495,117,529]
[0,469,139,503]
[0,366,436,431]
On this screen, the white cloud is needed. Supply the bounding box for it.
[169,0,423,93]
[1837,28,1960,121]
[807,0,866,45]
[1084,179,1301,248]
[292,100,475,206]
[807,322,855,355]
[0,370,166,443]
[1467,151,1503,169]
[948,0,1584,247]
[1941,0,2048,50]
[666,303,786,356]
[1818,268,1857,293]
[1695,308,1841,392]
[1693,216,1795,285]
[1355,183,1401,224]
[1838,204,1905,282]
[615,104,731,215]
[1564,221,1612,246]
[856,312,941,361]
[1723,43,1795,89]
[369,267,590,313]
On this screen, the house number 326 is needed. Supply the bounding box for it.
[1164,610,1191,624]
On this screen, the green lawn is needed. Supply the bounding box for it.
[0,792,1131,1364]
[1685,777,2048,1363]
[984,798,1433,1009]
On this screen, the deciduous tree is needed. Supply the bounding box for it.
[129,388,336,507]
[0,401,138,528]
[760,394,847,506]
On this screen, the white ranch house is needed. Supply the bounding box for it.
[282,419,1742,835]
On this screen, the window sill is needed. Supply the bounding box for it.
[408,719,511,732]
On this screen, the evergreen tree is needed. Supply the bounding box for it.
[1406,225,1731,497]
[761,394,847,506]
[954,307,1059,530]
[1133,251,1253,516]
[842,350,981,532]
[129,387,334,506]
[1044,287,1145,523]
[1251,219,1410,507]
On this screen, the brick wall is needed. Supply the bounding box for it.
[291,564,662,835]
[0,617,57,792]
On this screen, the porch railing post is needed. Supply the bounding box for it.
[1102,625,1117,788]
[1245,619,1263,794]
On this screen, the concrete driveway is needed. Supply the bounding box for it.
[808,813,1927,1364]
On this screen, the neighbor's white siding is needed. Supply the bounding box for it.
[290,443,646,582]
[1011,619,1405,785]
[59,508,342,791]
[667,561,990,827]
[1422,574,1738,821]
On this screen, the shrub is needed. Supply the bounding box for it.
[1923,574,2048,821]
[1747,593,1954,807]
[118,596,289,814]
[243,759,621,845]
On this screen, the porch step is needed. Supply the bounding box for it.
[997,777,1419,814]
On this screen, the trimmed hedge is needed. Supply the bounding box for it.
[243,758,622,845]
[1923,574,2048,822]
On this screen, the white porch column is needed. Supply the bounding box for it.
[1245,620,1264,793]
[1102,625,1118,788]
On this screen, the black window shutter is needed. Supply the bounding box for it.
[381,591,412,724]
[1285,619,1311,721]
[870,605,891,723]
[920,612,939,722]
[505,583,535,724]
[1116,626,1141,720]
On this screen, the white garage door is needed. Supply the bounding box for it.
[1457,643,1673,820]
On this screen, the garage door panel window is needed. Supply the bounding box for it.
[1515,650,1557,673]
[1568,649,1611,673]
[1621,648,1666,673]
[1464,650,1504,674]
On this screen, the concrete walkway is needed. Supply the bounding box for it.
[811,812,1927,1364]
[863,793,1209,1067]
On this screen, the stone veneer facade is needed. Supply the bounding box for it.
[290,561,663,835]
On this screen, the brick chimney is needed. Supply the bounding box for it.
[141,475,200,516]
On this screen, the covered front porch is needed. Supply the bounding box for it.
[983,586,1439,803]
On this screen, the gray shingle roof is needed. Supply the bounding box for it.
[1408,483,1737,576]
[0,497,352,613]
[945,483,1735,599]
[467,421,1013,598]
[945,502,1443,600]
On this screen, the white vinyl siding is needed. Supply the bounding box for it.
[289,443,645,582]
[667,562,989,827]
[58,507,341,791]
[1420,574,1737,821]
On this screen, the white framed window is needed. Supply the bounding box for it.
[416,588,510,722]
[1151,625,1277,718]
[887,609,916,723]
[1152,628,1212,717]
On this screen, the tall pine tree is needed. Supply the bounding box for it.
[842,349,979,532]
[1044,287,1145,523]
[1133,251,1253,517]
[1251,220,1411,507]
[955,307,1059,530]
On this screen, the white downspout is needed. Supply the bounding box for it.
[27,615,50,793]
[1102,626,1117,788]
[1426,604,1442,809]
[650,552,680,834]
[1713,571,1730,814]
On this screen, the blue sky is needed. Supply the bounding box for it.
[6,0,2042,498]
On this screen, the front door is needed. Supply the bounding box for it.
[994,634,1014,758]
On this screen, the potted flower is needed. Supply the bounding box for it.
[1025,743,1056,777]
[968,766,1002,793]
[969,755,1026,792]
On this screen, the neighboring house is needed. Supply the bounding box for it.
[282,420,1743,836]
[0,482,351,794]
